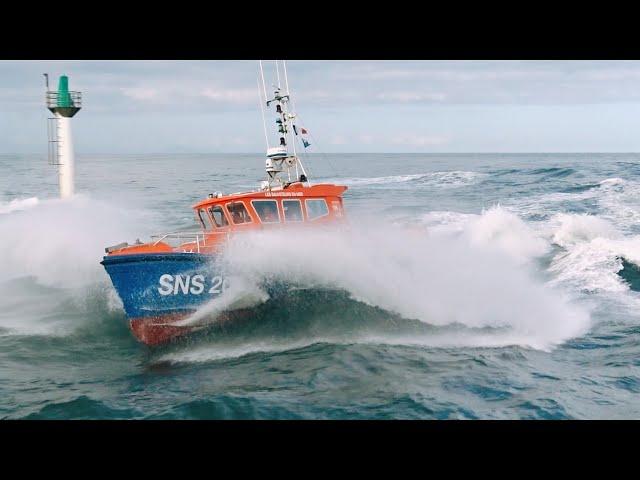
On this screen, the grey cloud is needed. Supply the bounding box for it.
[4,60,640,153]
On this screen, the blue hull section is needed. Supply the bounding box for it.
[101,253,226,319]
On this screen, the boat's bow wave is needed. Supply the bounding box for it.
[171,219,591,352]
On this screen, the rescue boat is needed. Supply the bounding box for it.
[101,61,348,345]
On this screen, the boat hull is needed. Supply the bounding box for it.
[129,312,198,346]
[101,253,229,345]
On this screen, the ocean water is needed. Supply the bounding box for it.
[2,152,640,419]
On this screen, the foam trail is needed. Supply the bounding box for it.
[158,338,322,364]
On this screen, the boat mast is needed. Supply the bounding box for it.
[259,60,309,189]
[257,77,270,149]
[282,60,299,179]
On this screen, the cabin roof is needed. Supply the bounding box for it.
[191,183,347,210]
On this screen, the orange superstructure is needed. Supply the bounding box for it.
[106,182,348,257]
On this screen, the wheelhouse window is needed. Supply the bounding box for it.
[283,199,303,222]
[226,202,252,224]
[305,199,329,220]
[197,209,211,229]
[252,200,281,223]
[208,205,229,228]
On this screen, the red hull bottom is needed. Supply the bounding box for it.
[129,310,253,346]
[130,313,197,346]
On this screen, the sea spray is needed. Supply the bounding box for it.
[550,213,620,248]
[0,194,159,335]
[174,274,270,327]
[463,205,550,264]
[0,197,39,214]
[183,215,592,351]
[0,194,157,288]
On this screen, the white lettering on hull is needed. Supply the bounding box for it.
[157,274,228,296]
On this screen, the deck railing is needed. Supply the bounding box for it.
[151,231,228,253]
[46,91,82,109]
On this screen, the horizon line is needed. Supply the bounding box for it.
[3,151,640,156]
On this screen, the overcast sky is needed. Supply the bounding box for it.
[3,60,640,153]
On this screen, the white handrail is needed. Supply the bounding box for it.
[150,230,228,248]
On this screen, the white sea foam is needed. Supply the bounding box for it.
[512,176,640,232]
[549,213,621,248]
[174,275,270,327]
[178,218,591,351]
[158,324,592,365]
[324,171,486,188]
[418,211,478,236]
[0,194,158,335]
[596,178,640,230]
[419,206,550,264]
[544,211,640,294]
[599,177,626,187]
[0,197,39,214]
[502,176,640,294]
[0,194,155,288]
[158,339,324,364]
[463,206,550,264]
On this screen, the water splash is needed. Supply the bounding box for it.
[0,197,39,214]
[0,194,156,288]
[183,216,592,351]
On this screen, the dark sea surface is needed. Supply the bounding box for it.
[2,152,640,419]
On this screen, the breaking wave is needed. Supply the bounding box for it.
[545,212,640,294]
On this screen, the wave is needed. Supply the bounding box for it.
[171,215,590,352]
[549,213,621,249]
[419,206,549,265]
[463,206,550,264]
[0,197,39,214]
[510,176,640,229]
[544,212,640,294]
[323,171,486,188]
[618,259,640,292]
[527,167,576,178]
[418,207,640,296]
[157,287,584,366]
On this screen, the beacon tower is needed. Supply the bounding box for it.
[46,75,82,199]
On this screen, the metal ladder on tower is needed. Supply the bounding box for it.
[47,117,62,165]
